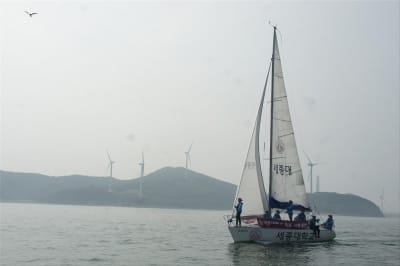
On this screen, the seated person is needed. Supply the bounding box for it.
[321,214,334,230]
[272,210,281,220]
[263,210,271,219]
[294,209,306,222]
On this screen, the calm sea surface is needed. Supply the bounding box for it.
[0,202,399,266]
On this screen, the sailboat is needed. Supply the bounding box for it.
[227,26,336,243]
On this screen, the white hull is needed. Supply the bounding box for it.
[228,225,336,243]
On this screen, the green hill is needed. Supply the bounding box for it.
[309,192,383,217]
[0,168,384,217]
[0,167,236,210]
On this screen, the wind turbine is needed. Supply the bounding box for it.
[106,150,115,192]
[185,142,193,169]
[304,151,318,194]
[138,151,144,198]
[379,189,384,213]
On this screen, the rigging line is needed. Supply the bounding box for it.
[279,132,294,138]
[276,28,283,46]
[263,61,272,93]
[313,205,325,223]
[268,20,276,29]
[263,61,272,153]
[266,96,287,103]
[265,156,286,160]
[273,118,291,123]
[274,95,287,100]
[267,99,283,103]
[268,22,283,49]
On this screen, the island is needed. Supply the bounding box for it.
[0,167,384,217]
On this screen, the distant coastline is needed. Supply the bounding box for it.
[0,168,384,217]
[382,212,400,218]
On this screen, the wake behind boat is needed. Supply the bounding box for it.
[227,26,336,243]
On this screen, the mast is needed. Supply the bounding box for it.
[268,26,277,212]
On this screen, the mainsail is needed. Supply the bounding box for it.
[268,29,310,211]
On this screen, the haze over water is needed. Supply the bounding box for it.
[1,203,399,266]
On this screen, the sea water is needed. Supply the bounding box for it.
[0,202,399,266]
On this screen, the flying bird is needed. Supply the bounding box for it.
[25,11,38,17]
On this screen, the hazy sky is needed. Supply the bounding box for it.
[1,1,399,212]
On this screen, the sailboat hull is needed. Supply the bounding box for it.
[228,225,336,243]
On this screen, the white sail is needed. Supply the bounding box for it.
[233,64,271,217]
[234,126,266,216]
[268,31,310,211]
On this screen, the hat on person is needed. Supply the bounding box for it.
[328,214,333,218]
[276,210,280,213]
[238,198,243,202]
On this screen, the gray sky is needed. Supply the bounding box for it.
[1,1,399,212]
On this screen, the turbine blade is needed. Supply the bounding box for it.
[187,142,193,153]
[303,150,312,164]
[106,150,112,162]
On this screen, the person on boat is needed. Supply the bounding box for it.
[309,215,320,238]
[286,200,294,222]
[322,214,334,230]
[263,210,271,219]
[272,210,281,220]
[294,208,306,222]
[234,198,243,226]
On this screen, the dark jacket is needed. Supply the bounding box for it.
[235,202,243,213]
[322,217,334,230]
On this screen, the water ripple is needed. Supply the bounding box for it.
[1,203,399,266]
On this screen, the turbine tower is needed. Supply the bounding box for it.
[379,189,384,213]
[106,150,115,192]
[185,142,193,169]
[304,151,318,194]
[107,150,115,178]
[138,151,144,198]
